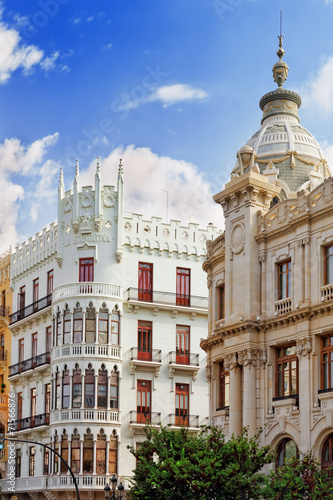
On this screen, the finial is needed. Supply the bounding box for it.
[118,158,123,174]
[277,10,285,60]
[96,156,100,173]
[272,10,289,88]
[75,159,79,174]
[59,167,64,182]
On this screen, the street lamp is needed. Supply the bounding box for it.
[104,476,124,500]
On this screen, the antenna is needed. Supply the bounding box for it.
[161,189,169,223]
[280,9,282,37]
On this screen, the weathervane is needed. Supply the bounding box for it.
[277,9,285,60]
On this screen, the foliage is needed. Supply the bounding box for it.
[127,425,274,500]
[263,453,333,499]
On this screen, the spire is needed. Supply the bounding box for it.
[96,156,101,176]
[272,22,288,88]
[118,158,124,184]
[74,159,80,185]
[58,167,65,199]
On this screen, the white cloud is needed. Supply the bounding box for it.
[0,133,59,253]
[103,43,113,51]
[149,84,208,107]
[79,145,223,229]
[302,56,333,113]
[40,51,60,71]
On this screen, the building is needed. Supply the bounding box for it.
[0,253,12,478]
[201,37,333,470]
[2,159,218,498]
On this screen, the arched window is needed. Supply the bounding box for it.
[98,367,107,408]
[86,306,96,343]
[322,434,333,476]
[71,430,80,473]
[111,311,119,345]
[110,367,118,409]
[98,308,108,344]
[73,307,83,343]
[83,430,93,473]
[54,432,59,473]
[85,366,95,408]
[55,368,60,410]
[72,366,82,408]
[276,438,298,468]
[63,310,71,345]
[96,431,106,474]
[109,431,118,475]
[62,368,70,409]
[56,311,62,346]
[61,432,68,473]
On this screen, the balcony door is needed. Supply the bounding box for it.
[138,321,152,361]
[176,326,190,364]
[137,380,151,423]
[79,258,94,293]
[138,263,153,301]
[176,268,190,306]
[175,383,189,426]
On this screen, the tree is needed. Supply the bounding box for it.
[128,425,274,500]
[263,453,333,499]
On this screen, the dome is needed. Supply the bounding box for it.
[231,38,330,193]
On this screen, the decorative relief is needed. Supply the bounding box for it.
[224,353,237,371]
[163,229,170,238]
[200,234,207,243]
[296,337,312,357]
[230,222,245,255]
[205,362,212,382]
[182,231,189,240]
[103,194,115,208]
[323,178,333,204]
[105,221,112,229]
[124,222,132,231]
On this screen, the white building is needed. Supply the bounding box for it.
[2,159,218,499]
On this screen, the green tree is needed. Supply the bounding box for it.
[128,425,274,500]
[263,453,333,499]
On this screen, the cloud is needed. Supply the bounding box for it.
[302,56,333,114]
[40,51,60,71]
[102,43,113,51]
[78,145,223,229]
[0,133,60,253]
[149,84,208,107]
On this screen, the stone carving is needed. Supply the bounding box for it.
[206,362,212,382]
[224,353,237,371]
[296,337,312,357]
[230,223,245,254]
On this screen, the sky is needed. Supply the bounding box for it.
[1,0,333,252]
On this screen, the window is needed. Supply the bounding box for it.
[61,434,69,473]
[29,446,35,476]
[98,368,107,408]
[44,449,49,475]
[276,346,298,398]
[18,339,24,364]
[0,333,4,347]
[79,258,94,282]
[110,368,118,409]
[85,308,96,343]
[111,313,119,345]
[137,380,151,423]
[54,434,59,473]
[176,325,190,364]
[219,285,225,319]
[72,367,82,408]
[17,392,22,420]
[71,433,80,473]
[278,260,291,300]
[138,262,153,301]
[276,438,297,468]
[73,309,83,343]
[32,333,37,359]
[85,367,95,408]
[322,434,333,476]
[175,383,189,425]
[109,433,118,475]
[321,336,333,391]
[31,388,36,423]
[56,312,62,346]
[83,433,93,473]
[47,269,54,296]
[46,326,52,352]
[62,369,70,408]
[176,268,190,306]
[96,433,106,474]
[16,449,21,477]
[45,384,51,414]
[63,311,71,345]
[325,245,333,286]
[33,278,39,309]
[218,361,230,409]
[18,285,25,312]
[55,370,60,410]
[138,321,152,361]
[1,291,5,308]
[98,310,108,344]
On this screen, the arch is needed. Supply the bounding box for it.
[71,429,80,473]
[98,366,107,408]
[72,366,82,408]
[321,433,333,476]
[86,305,96,343]
[96,430,107,474]
[61,431,69,473]
[83,429,94,473]
[85,366,95,408]
[276,437,298,468]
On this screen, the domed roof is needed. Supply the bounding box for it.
[231,37,330,193]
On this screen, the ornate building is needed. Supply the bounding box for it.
[1,159,218,499]
[0,254,11,478]
[201,38,333,470]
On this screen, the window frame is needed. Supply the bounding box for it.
[325,245,333,286]
[176,268,191,306]
[278,260,292,300]
[275,345,299,399]
[29,446,35,476]
[79,258,94,283]
[138,262,153,301]
[218,361,230,410]
[321,335,333,391]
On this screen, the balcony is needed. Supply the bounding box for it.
[10,293,51,325]
[52,282,122,304]
[48,474,108,490]
[51,343,120,362]
[167,413,200,429]
[129,410,161,437]
[0,305,9,318]
[126,288,208,314]
[9,351,50,378]
[321,283,333,302]
[50,408,119,425]
[274,297,292,316]
[1,476,48,493]
[10,412,50,433]
[168,351,200,380]
[130,348,162,376]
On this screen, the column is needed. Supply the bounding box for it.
[59,313,64,346]
[107,312,111,345]
[239,350,257,438]
[82,311,86,344]
[107,375,111,410]
[95,312,99,344]
[70,312,74,345]
[297,338,312,452]
[69,375,73,408]
[67,440,72,473]
[304,237,311,303]
[59,374,63,410]
[106,440,110,475]
[94,375,98,410]
[81,375,85,409]
[259,255,266,317]
[80,440,84,474]
[225,354,242,436]
[93,439,97,475]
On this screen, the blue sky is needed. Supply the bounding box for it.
[1,0,333,251]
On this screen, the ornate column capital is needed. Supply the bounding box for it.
[224,353,237,371]
[296,337,312,357]
[205,362,212,382]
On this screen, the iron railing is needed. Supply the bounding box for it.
[126,288,208,309]
[168,351,199,366]
[9,351,50,377]
[130,348,162,363]
[10,294,52,325]
[129,410,161,425]
[167,413,200,428]
[10,412,50,432]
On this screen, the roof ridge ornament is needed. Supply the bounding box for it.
[272,10,288,88]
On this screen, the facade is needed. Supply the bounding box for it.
[201,38,333,470]
[1,159,218,498]
[0,254,12,477]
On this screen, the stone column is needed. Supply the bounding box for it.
[69,375,73,408]
[82,311,86,344]
[95,312,99,344]
[107,312,111,345]
[93,439,97,475]
[259,255,266,317]
[94,375,98,409]
[81,374,85,409]
[304,237,311,304]
[225,353,242,436]
[297,239,304,304]
[238,349,259,438]
[69,311,74,345]
[80,439,84,474]
[67,440,72,472]
[297,337,312,452]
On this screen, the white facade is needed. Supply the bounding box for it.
[2,159,218,498]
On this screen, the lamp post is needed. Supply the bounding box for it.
[104,476,124,500]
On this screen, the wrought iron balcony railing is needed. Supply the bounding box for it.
[130,348,162,363]
[9,351,50,377]
[168,351,199,366]
[129,410,161,425]
[126,288,208,309]
[10,294,52,325]
[167,413,199,428]
[10,412,50,432]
